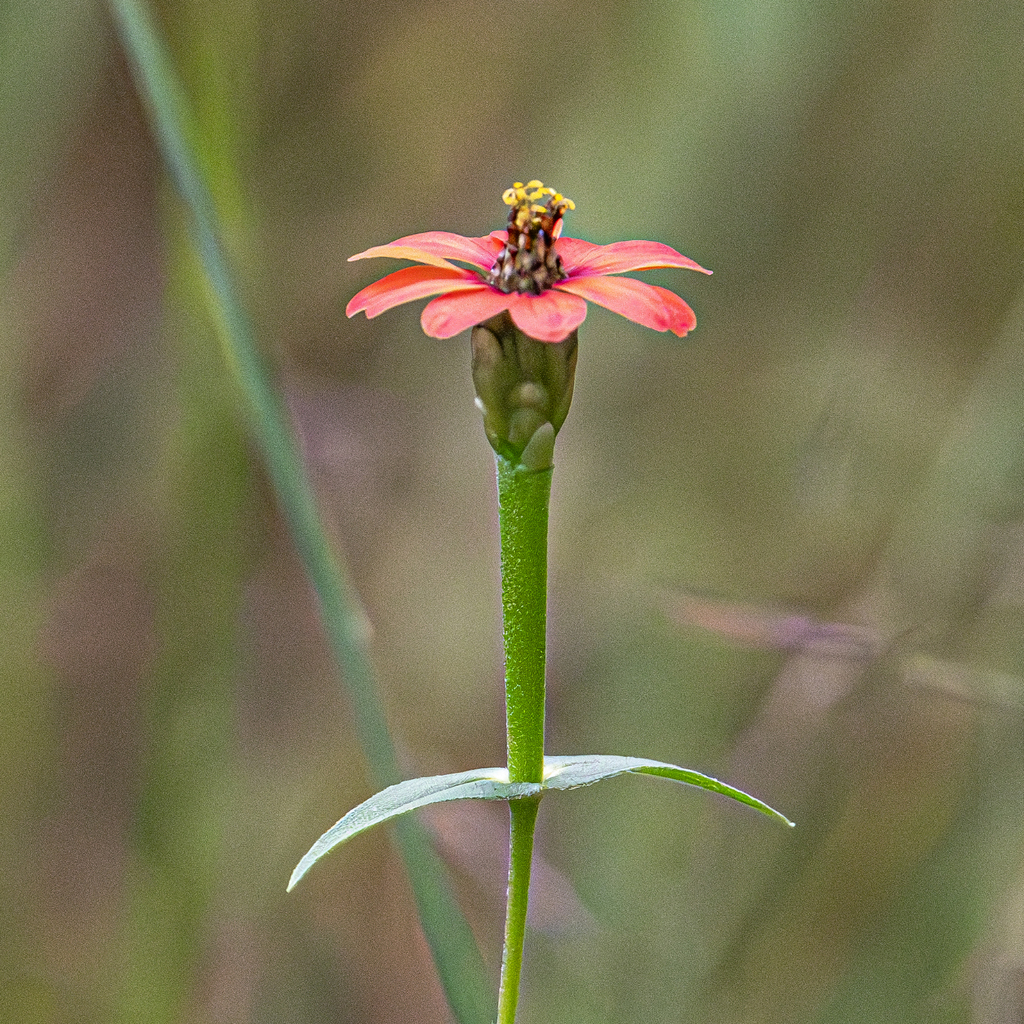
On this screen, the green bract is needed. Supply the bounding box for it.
[471,312,578,470]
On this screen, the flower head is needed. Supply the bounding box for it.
[346,181,711,343]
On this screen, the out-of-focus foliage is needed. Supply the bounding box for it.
[2,0,1024,1021]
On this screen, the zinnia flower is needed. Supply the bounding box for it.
[346,181,711,344]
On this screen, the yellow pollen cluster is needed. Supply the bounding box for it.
[502,180,575,233]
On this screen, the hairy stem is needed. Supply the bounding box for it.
[496,456,552,785]
[494,454,552,1023]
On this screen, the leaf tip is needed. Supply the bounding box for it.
[765,807,796,828]
[286,861,309,892]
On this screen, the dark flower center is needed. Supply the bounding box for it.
[486,181,574,295]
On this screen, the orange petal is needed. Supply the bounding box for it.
[506,291,589,343]
[420,288,513,338]
[556,276,696,336]
[346,266,483,319]
[349,231,505,271]
[556,237,711,276]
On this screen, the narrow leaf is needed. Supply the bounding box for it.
[289,770,540,891]
[543,755,795,826]
[292,755,791,893]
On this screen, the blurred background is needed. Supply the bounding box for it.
[3,0,1024,1021]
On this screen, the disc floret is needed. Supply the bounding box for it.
[487,181,576,296]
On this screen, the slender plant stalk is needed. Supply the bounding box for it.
[497,797,541,1024]
[497,457,552,785]
[495,454,554,1024]
[107,2,493,1021]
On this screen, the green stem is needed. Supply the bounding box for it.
[496,797,541,1024]
[495,453,553,1024]
[496,456,552,785]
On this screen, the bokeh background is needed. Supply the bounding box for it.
[4,0,1024,1021]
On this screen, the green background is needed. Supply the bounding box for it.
[3,0,1024,1021]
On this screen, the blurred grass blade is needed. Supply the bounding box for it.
[106,1,493,1020]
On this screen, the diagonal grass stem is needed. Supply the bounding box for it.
[106,1,493,1020]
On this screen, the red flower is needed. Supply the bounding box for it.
[346,181,711,344]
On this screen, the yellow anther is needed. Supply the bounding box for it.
[500,179,574,218]
[504,182,531,206]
